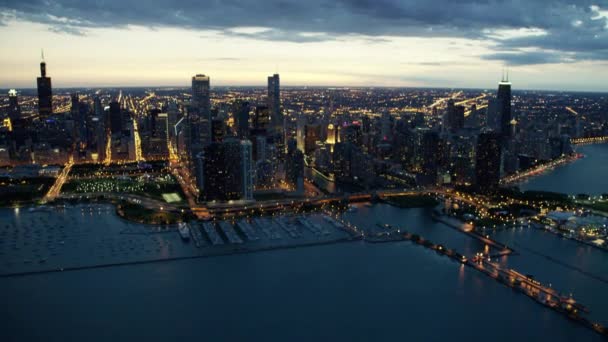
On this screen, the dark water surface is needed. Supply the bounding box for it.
[518,143,608,195]
[2,206,605,341]
[3,145,608,341]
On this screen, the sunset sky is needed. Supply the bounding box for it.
[1,1,607,91]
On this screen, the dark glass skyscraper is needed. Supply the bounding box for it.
[36,54,53,117]
[420,130,440,185]
[475,131,502,191]
[497,75,512,138]
[203,138,253,202]
[234,101,250,139]
[446,99,465,133]
[109,100,122,135]
[7,89,21,121]
[191,74,211,146]
[267,74,282,136]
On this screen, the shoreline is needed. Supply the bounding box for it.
[501,153,583,186]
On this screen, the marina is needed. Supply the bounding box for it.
[217,221,244,244]
[0,204,355,277]
[201,222,224,246]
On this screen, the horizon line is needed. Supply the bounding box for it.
[1,84,607,94]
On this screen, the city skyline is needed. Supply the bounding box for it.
[2,2,608,340]
[1,1,608,91]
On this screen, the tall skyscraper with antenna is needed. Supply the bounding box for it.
[497,69,512,138]
[37,50,53,117]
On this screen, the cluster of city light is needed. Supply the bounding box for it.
[43,154,74,202]
[501,153,581,185]
[65,173,178,196]
[571,136,608,145]
[132,119,145,162]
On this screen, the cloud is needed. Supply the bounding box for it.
[222,28,339,43]
[481,50,574,65]
[0,0,607,64]
[47,24,86,36]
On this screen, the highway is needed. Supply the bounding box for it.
[103,130,112,165]
[42,155,74,203]
[454,93,488,106]
[464,103,487,117]
[132,118,144,162]
[565,106,579,116]
[571,135,608,145]
[500,153,582,185]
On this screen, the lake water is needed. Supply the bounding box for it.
[2,144,608,341]
[2,204,605,341]
[517,143,608,195]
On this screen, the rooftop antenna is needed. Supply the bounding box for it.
[506,67,510,82]
[501,67,505,82]
[41,48,45,61]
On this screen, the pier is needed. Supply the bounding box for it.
[364,226,607,338]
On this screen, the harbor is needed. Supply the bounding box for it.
[2,201,607,341]
[0,204,359,277]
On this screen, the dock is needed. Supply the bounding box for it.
[365,226,606,338]
[275,217,301,239]
[202,222,224,245]
[218,221,243,244]
[189,224,205,248]
[235,219,260,241]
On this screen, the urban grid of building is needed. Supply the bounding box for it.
[1,57,608,205]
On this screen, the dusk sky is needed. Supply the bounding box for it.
[1,1,607,91]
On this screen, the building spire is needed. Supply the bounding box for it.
[506,67,509,82]
[41,48,45,62]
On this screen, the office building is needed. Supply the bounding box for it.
[7,89,21,121]
[202,138,253,202]
[234,101,250,139]
[109,101,122,135]
[475,131,502,191]
[446,99,465,132]
[36,53,53,117]
[191,74,211,146]
[267,74,282,136]
[498,73,512,138]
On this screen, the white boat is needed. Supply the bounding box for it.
[178,223,190,241]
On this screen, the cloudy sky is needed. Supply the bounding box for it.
[0,0,607,91]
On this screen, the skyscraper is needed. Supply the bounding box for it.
[446,99,465,133]
[497,72,512,138]
[211,119,225,143]
[420,130,440,185]
[234,101,250,139]
[191,74,211,146]
[253,106,271,131]
[109,100,122,135]
[285,147,304,194]
[36,52,53,117]
[267,74,282,136]
[304,124,321,155]
[7,89,21,121]
[475,131,502,191]
[203,138,253,202]
[192,74,210,115]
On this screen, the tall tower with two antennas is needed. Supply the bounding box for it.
[37,49,53,117]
